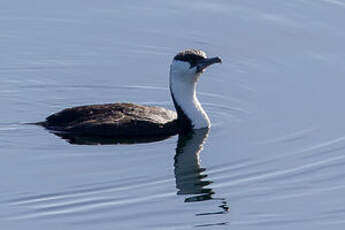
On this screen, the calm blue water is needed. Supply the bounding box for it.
[1,0,345,229]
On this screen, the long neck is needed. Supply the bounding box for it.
[169,71,210,131]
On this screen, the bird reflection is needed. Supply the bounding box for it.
[49,131,173,145]
[49,127,229,223]
[174,129,229,220]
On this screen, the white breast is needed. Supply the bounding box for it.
[169,60,211,129]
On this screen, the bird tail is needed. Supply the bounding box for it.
[24,121,46,126]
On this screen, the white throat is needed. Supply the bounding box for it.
[169,61,211,129]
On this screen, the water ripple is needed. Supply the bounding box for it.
[4,176,176,221]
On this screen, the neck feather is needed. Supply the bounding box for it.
[169,71,210,131]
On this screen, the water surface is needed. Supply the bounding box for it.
[1,0,345,229]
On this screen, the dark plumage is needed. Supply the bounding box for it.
[41,103,179,138]
[174,49,207,68]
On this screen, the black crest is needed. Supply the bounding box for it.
[174,49,207,68]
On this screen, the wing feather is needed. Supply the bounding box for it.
[43,103,178,137]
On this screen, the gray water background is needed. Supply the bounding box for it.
[1,0,345,229]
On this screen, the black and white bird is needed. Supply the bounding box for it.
[39,49,222,139]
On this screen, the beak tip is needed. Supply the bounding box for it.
[217,57,222,64]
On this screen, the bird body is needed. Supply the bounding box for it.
[40,49,222,139]
[41,103,178,138]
